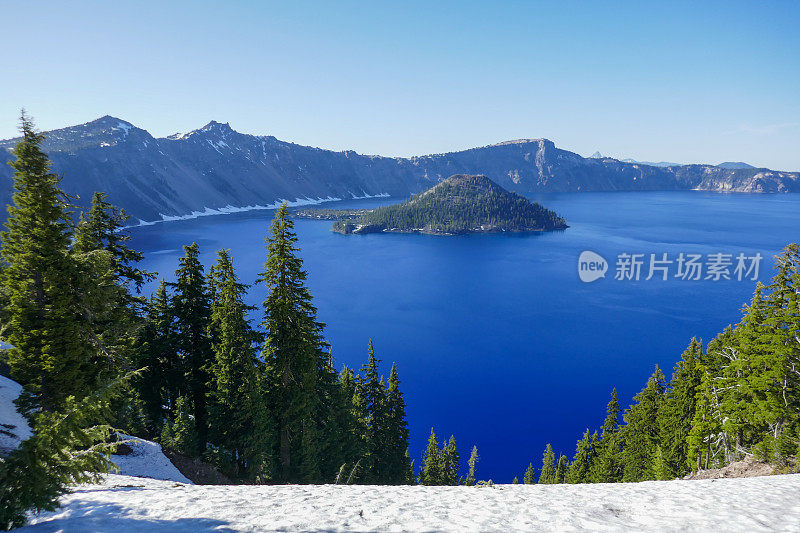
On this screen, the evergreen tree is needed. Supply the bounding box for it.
[206,249,268,479]
[566,429,595,484]
[523,462,536,484]
[512,476,519,484]
[465,445,479,486]
[384,362,411,484]
[171,243,213,454]
[0,112,94,414]
[72,191,152,291]
[419,428,443,485]
[358,340,389,482]
[555,454,569,483]
[134,280,178,437]
[538,443,557,484]
[658,338,703,479]
[258,204,331,482]
[442,435,460,486]
[337,366,367,477]
[590,388,623,483]
[621,365,666,481]
[405,451,416,485]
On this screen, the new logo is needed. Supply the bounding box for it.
[578,251,608,282]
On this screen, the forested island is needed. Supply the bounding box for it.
[326,174,567,235]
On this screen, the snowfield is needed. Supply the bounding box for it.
[16,472,800,532]
[4,375,800,531]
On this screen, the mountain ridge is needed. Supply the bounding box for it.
[2,116,798,223]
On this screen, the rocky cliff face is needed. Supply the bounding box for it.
[1,117,797,222]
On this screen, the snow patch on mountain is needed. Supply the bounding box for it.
[122,193,391,229]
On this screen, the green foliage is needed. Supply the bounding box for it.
[206,249,269,480]
[335,175,567,234]
[555,454,569,483]
[384,363,412,484]
[258,204,335,483]
[566,430,596,484]
[465,445,479,486]
[538,443,557,484]
[0,374,129,530]
[0,112,94,414]
[171,243,214,454]
[442,435,460,486]
[589,389,623,483]
[419,428,442,485]
[657,339,702,478]
[621,366,666,481]
[523,462,536,484]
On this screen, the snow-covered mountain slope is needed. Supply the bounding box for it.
[17,472,800,532]
[0,374,189,483]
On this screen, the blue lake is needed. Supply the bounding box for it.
[128,191,800,482]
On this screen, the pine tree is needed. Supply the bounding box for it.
[419,428,443,485]
[336,366,366,478]
[405,451,416,485]
[590,388,623,483]
[538,443,556,484]
[134,280,178,437]
[465,445,479,486]
[73,191,152,291]
[442,435,460,485]
[658,338,703,479]
[555,454,569,483]
[512,476,519,484]
[358,340,388,482]
[0,112,94,414]
[171,243,213,454]
[258,204,331,482]
[385,362,411,484]
[621,365,666,481]
[523,462,536,484]
[566,429,595,484]
[206,249,268,479]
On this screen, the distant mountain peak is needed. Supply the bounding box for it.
[169,120,236,141]
[200,120,234,133]
[589,151,604,159]
[717,161,755,170]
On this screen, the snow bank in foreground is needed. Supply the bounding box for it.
[19,472,800,532]
[112,435,191,484]
[0,374,32,455]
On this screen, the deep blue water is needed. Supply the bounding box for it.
[128,192,800,483]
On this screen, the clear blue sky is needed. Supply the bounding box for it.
[1,1,799,170]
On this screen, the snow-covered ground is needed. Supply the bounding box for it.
[5,376,800,531]
[112,435,191,484]
[14,473,800,532]
[0,374,32,455]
